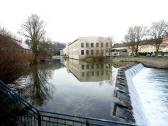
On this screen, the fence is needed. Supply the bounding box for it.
[0,80,137,126]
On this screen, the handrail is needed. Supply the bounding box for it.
[39,110,137,126]
[0,80,38,113]
[0,80,138,126]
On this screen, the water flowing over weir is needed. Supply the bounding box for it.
[125,64,149,126]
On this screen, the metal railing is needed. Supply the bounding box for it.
[0,80,137,126]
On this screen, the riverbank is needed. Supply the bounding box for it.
[108,57,168,69]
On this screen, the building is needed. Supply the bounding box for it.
[111,49,128,56]
[161,37,168,52]
[63,36,112,59]
[112,37,168,56]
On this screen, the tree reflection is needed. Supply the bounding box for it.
[30,65,52,106]
[21,64,54,106]
[16,60,64,106]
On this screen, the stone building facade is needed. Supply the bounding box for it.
[63,36,112,59]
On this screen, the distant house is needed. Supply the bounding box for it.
[112,37,168,56]
[161,37,168,52]
[111,49,128,56]
[63,36,112,59]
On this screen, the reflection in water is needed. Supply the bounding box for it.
[30,65,51,106]
[17,61,64,106]
[16,59,119,120]
[64,59,115,84]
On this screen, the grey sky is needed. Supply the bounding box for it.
[0,0,168,43]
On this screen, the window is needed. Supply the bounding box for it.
[101,50,104,55]
[87,72,89,76]
[92,71,94,76]
[81,43,84,48]
[86,43,89,47]
[86,64,89,69]
[96,50,99,54]
[91,50,94,55]
[96,43,99,47]
[82,72,85,77]
[91,64,94,69]
[106,43,108,47]
[91,43,94,47]
[81,65,85,70]
[97,71,99,76]
[101,43,103,47]
[81,50,84,55]
[86,50,89,55]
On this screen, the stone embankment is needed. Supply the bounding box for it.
[111,57,168,69]
[112,64,137,124]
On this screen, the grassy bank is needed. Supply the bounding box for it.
[109,56,168,69]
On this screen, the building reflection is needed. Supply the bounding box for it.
[64,59,113,82]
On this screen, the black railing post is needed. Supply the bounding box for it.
[86,120,89,126]
[38,112,41,126]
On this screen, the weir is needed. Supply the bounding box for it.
[125,64,148,126]
[114,63,150,126]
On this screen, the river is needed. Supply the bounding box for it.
[15,59,119,120]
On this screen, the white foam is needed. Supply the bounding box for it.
[125,64,149,126]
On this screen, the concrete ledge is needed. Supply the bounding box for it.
[112,63,138,123]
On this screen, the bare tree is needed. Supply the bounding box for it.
[0,26,17,39]
[149,20,168,56]
[125,26,147,56]
[107,37,113,56]
[20,14,46,64]
[124,28,136,55]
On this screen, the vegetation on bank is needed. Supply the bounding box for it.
[0,14,59,82]
[0,29,31,83]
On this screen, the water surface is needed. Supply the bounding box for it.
[133,68,168,126]
[16,59,118,120]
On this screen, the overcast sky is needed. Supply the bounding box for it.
[0,0,168,43]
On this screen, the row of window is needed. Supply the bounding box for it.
[81,71,109,77]
[81,64,110,70]
[81,42,109,48]
[81,50,109,55]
